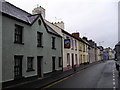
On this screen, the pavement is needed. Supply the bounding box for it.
[2,60,102,89]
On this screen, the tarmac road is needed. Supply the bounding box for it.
[45,60,119,89]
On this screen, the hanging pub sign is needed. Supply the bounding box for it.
[64,39,71,48]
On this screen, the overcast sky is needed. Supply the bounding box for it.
[5,0,119,49]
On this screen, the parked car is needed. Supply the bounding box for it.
[115,60,120,76]
[114,41,120,76]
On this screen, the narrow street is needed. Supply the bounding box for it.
[43,60,119,89]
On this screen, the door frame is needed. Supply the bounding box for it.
[14,55,23,80]
[72,54,74,68]
[52,56,56,72]
[37,56,43,78]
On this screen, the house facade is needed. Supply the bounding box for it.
[79,39,85,64]
[96,47,101,61]
[108,48,113,60]
[88,46,93,63]
[88,40,96,63]
[1,1,62,84]
[82,37,90,64]
[103,47,115,60]
[97,46,104,61]
[45,20,80,71]
[62,31,80,71]
[103,49,109,60]
[83,43,88,64]
[105,47,114,60]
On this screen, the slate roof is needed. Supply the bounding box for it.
[62,30,91,46]
[115,41,120,46]
[0,1,61,37]
[88,41,96,48]
[46,24,60,36]
[0,1,39,24]
[81,39,91,46]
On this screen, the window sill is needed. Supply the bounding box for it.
[52,48,56,50]
[59,65,62,67]
[37,45,43,48]
[67,65,70,67]
[26,69,35,72]
[14,42,24,45]
[71,48,74,50]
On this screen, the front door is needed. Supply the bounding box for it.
[14,56,22,79]
[52,57,55,71]
[37,56,43,78]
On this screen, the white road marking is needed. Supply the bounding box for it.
[113,79,115,81]
[113,82,115,85]
[113,86,116,90]
[112,67,116,89]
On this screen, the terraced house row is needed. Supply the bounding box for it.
[1,1,105,85]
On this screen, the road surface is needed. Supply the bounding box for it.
[44,60,119,89]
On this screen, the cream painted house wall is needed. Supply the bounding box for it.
[62,33,80,71]
[96,48,101,61]
[44,20,63,37]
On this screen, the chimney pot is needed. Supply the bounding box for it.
[83,37,88,41]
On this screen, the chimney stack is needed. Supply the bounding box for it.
[88,40,93,42]
[82,37,88,41]
[72,32,80,38]
[54,21,64,30]
[88,39,94,46]
[32,6,45,19]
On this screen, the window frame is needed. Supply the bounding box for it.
[37,32,43,48]
[27,57,34,72]
[75,54,78,65]
[67,53,70,66]
[14,55,23,79]
[75,40,77,51]
[59,57,62,67]
[14,24,24,44]
[83,44,85,52]
[79,44,82,51]
[52,37,56,49]
[71,39,74,50]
